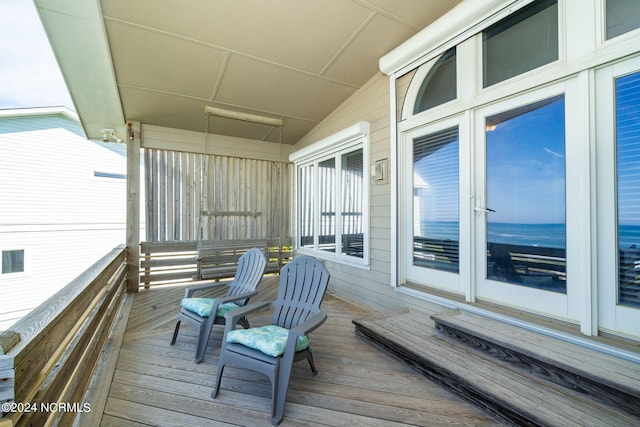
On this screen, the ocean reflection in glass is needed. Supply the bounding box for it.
[412,126,459,273]
[485,95,567,293]
[615,70,640,308]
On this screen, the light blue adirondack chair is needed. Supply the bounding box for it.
[170,247,267,363]
[212,255,330,425]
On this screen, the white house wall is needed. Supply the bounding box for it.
[0,112,131,329]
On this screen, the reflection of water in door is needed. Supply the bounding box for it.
[412,127,459,274]
[485,95,566,293]
[616,71,640,308]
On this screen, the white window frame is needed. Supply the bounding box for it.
[393,1,585,316]
[595,56,640,338]
[290,122,370,268]
[399,115,469,296]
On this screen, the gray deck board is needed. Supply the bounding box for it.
[435,309,640,394]
[93,276,498,426]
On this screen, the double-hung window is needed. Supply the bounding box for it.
[290,122,370,267]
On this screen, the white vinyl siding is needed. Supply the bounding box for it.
[0,111,132,329]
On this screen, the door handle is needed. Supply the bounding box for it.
[474,207,496,213]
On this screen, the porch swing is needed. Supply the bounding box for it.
[194,107,287,281]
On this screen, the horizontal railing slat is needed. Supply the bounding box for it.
[139,238,292,288]
[1,246,127,426]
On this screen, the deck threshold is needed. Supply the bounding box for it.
[353,309,640,427]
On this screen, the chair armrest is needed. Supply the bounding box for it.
[289,311,327,338]
[184,279,233,298]
[214,290,259,305]
[201,292,260,328]
[284,311,327,356]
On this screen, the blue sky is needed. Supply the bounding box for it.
[414,97,566,228]
[486,97,566,224]
[0,0,73,110]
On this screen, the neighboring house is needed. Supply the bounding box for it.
[0,107,131,329]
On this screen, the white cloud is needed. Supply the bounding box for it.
[0,0,74,109]
[543,147,564,158]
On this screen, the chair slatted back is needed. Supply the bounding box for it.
[226,248,267,305]
[272,256,329,329]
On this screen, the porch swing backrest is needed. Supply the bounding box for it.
[196,239,269,281]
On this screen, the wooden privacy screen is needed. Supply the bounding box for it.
[144,149,292,242]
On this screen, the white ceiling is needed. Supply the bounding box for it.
[37,0,462,144]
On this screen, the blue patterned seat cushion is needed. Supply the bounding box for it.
[225,325,310,357]
[181,298,240,318]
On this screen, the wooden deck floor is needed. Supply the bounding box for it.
[84,276,501,426]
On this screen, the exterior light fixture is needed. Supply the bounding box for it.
[100,128,122,143]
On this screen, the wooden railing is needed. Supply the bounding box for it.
[0,246,127,427]
[139,238,292,288]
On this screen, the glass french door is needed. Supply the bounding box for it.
[474,89,571,318]
[403,116,468,294]
[596,57,640,339]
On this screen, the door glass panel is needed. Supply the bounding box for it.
[413,126,459,273]
[318,158,336,252]
[485,95,566,292]
[298,164,314,249]
[341,149,364,258]
[616,70,640,308]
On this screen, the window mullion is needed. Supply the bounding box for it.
[313,160,320,251]
[335,153,343,256]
